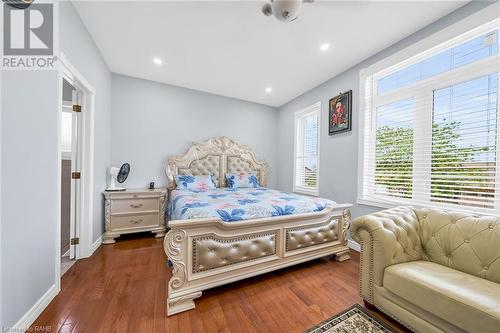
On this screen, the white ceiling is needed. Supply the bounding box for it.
[73,1,468,107]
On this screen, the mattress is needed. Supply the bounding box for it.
[169,187,334,222]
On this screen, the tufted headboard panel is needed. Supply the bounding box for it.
[177,155,222,186]
[166,137,268,189]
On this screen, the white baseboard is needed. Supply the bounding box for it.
[88,234,103,257]
[10,283,59,332]
[347,239,361,252]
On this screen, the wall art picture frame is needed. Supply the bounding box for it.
[329,90,352,135]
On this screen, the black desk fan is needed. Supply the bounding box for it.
[106,163,130,192]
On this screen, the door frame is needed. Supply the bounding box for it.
[57,52,96,282]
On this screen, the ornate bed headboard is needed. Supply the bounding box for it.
[166,137,268,189]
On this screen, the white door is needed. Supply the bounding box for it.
[69,89,83,259]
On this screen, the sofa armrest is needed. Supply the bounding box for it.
[350,206,422,303]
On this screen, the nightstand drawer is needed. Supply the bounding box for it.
[111,213,159,230]
[111,198,158,214]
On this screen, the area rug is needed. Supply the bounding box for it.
[304,304,395,333]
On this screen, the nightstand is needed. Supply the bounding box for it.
[103,188,167,244]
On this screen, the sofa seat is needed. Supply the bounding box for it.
[384,261,500,333]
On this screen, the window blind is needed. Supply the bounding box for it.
[431,74,497,208]
[360,21,500,213]
[294,102,320,195]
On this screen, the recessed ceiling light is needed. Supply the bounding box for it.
[320,43,330,51]
[153,57,163,65]
[265,87,272,93]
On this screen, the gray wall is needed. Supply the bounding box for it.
[0,0,495,328]
[276,1,495,218]
[0,69,2,328]
[60,2,112,242]
[111,74,278,189]
[0,2,111,328]
[1,70,59,328]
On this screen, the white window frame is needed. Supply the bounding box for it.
[358,16,500,214]
[293,101,321,196]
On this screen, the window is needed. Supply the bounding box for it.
[61,110,73,153]
[431,74,498,208]
[294,102,320,196]
[375,98,414,199]
[377,30,498,95]
[360,21,500,213]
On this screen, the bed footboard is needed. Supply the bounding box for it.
[164,204,352,315]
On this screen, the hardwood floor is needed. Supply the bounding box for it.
[31,233,408,333]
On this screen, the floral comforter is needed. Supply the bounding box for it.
[169,187,334,222]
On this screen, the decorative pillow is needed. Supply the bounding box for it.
[175,175,216,191]
[226,173,260,189]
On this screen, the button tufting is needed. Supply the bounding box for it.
[464,239,469,243]
[484,266,489,270]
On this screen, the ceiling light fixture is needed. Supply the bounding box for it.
[153,57,163,65]
[320,43,330,51]
[262,0,314,23]
[265,87,272,93]
[2,0,34,9]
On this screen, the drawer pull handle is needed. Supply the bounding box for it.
[129,203,143,208]
[130,219,143,224]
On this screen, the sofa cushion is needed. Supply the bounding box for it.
[384,261,500,333]
[415,208,500,284]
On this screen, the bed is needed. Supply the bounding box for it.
[164,137,352,315]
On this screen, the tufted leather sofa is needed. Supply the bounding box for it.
[351,206,500,333]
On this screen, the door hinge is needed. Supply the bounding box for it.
[72,105,81,113]
[70,237,80,245]
[72,172,81,179]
